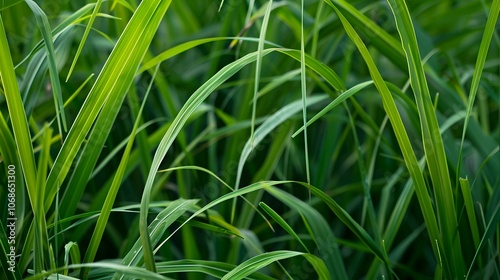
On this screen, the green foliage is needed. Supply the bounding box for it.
[0,0,498,279]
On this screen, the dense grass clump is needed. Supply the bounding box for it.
[0,0,498,279]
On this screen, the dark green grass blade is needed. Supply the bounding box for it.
[325,0,442,272]
[386,0,464,276]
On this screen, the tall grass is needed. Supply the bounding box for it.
[0,0,498,279]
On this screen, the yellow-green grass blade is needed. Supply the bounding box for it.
[156,260,275,280]
[0,15,37,212]
[386,0,464,277]
[259,202,310,253]
[66,0,103,81]
[44,0,173,211]
[24,0,67,134]
[81,66,158,279]
[34,125,52,273]
[221,250,330,280]
[325,0,441,269]
[457,0,499,185]
[292,81,373,137]
[266,186,348,279]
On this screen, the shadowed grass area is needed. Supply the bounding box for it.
[0,0,498,279]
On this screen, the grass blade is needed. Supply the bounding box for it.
[386,0,465,276]
[221,250,329,280]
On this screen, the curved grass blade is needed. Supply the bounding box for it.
[221,250,330,280]
[292,81,373,137]
[25,262,174,280]
[232,95,328,221]
[156,259,275,280]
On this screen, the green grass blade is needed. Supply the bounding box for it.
[292,81,373,137]
[25,262,174,280]
[44,0,173,212]
[113,199,199,280]
[0,15,37,213]
[457,0,499,186]
[34,125,52,273]
[299,0,311,191]
[466,201,500,279]
[250,0,272,149]
[80,66,158,279]
[232,95,328,220]
[259,202,310,253]
[156,260,275,280]
[266,186,348,279]
[139,49,277,274]
[221,250,330,280]
[24,0,67,133]
[459,178,481,251]
[65,0,103,81]
[325,0,442,269]
[386,0,464,276]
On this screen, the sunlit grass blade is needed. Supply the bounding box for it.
[221,250,330,280]
[0,15,38,213]
[66,0,103,81]
[387,0,464,276]
[44,0,173,213]
[24,0,67,134]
